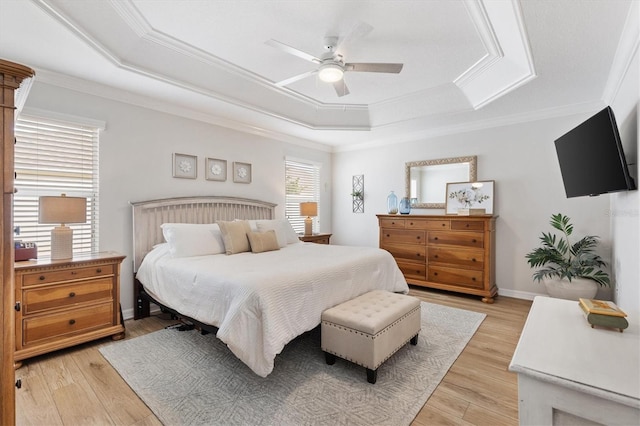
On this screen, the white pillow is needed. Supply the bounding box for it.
[256,219,300,247]
[161,223,225,257]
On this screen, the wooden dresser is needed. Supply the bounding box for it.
[299,233,332,244]
[377,214,497,303]
[14,252,126,365]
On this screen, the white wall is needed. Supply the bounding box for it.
[610,46,639,315]
[332,115,614,300]
[22,82,332,318]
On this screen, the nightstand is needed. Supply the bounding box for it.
[14,252,126,366]
[299,233,332,244]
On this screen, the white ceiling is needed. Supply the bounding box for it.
[0,0,637,151]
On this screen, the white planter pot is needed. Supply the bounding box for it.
[543,277,598,301]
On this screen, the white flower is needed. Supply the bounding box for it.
[211,164,222,175]
[237,167,247,178]
[179,160,192,173]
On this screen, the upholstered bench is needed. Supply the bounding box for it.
[321,290,421,384]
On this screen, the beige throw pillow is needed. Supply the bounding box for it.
[218,220,252,255]
[247,230,280,253]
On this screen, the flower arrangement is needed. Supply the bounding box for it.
[448,187,490,208]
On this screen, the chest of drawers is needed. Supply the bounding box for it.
[14,252,126,365]
[378,215,497,303]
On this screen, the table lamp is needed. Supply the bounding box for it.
[299,202,317,236]
[38,194,86,260]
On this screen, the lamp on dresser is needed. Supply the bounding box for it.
[300,202,317,236]
[38,194,86,260]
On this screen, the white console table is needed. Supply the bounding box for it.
[509,296,639,425]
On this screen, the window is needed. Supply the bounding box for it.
[285,158,320,234]
[14,115,100,257]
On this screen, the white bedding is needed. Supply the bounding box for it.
[136,242,408,377]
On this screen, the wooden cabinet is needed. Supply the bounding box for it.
[378,215,497,303]
[14,252,126,365]
[1,59,35,424]
[299,233,332,244]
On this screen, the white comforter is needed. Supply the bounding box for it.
[136,242,408,377]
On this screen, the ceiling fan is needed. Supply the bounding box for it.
[265,35,403,97]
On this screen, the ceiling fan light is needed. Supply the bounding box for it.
[318,64,344,82]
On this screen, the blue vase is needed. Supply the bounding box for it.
[387,191,398,214]
[399,197,411,214]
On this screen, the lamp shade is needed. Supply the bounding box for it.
[39,195,86,224]
[300,202,318,217]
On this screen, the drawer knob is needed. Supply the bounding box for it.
[69,292,76,298]
[472,258,476,262]
[39,275,45,281]
[434,255,438,258]
[409,222,414,226]
[71,271,77,275]
[441,223,445,227]
[97,268,102,273]
[434,272,438,276]
[472,239,477,243]
[472,277,476,281]
[466,224,470,228]
[69,319,76,325]
[434,237,438,241]
[15,379,21,389]
[416,236,421,240]
[386,234,390,238]
[416,253,421,257]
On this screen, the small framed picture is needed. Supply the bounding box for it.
[445,180,495,215]
[205,158,227,181]
[173,153,197,179]
[233,162,252,184]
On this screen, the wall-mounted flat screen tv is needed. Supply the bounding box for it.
[555,106,636,198]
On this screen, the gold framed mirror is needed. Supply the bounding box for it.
[405,156,477,209]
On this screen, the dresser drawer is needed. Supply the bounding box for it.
[428,231,484,248]
[406,219,450,230]
[382,243,426,262]
[381,229,425,245]
[379,218,406,228]
[21,264,115,287]
[428,266,484,289]
[428,247,484,270]
[396,260,426,280]
[451,220,485,231]
[22,302,113,346]
[23,278,114,315]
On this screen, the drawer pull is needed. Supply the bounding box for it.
[472,258,476,262]
[472,239,477,243]
[409,222,414,226]
[416,236,421,240]
[434,272,438,276]
[441,223,445,227]
[71,271,77,275]
[471,277,476,281]
[96,268,102,273]
[69,292,76,298]
[434,255,438,258]
[69,319,76,325]
[434,237,438,241]
[416,253,421,257]
[466,224,470,228]
[386,234,390,238]
[39,275,45,281]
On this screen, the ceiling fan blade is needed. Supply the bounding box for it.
[335,21,374,49]
[333,79,350,97]
[265,39,321,64]
[274,70,317,87]
[345,63,404,73]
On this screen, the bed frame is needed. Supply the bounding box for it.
[130,196,276,319]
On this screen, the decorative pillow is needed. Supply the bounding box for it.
[247,230,280,253]
[218,220,252,255]
[161,223,225,257]
[256,219,300,247]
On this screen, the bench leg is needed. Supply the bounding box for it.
[410,334,419,345]
[324,352,336,365]
[366,368,378,384]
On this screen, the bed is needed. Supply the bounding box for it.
[132,196,409,377]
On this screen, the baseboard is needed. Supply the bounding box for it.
[499,288,545,301]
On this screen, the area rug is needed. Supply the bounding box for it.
[100,302,485,426]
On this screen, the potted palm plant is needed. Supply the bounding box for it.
[525,213,610,300]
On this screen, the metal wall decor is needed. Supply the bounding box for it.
[352,174,364,213]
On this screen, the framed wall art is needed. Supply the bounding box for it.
[205,158,227,181]
[173,153,197,179]
[445,180,495,215]
[233,162,252,184]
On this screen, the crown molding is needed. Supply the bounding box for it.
[602,0,639,105]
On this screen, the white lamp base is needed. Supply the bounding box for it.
[51,225,73,260]
[304,217,313,236]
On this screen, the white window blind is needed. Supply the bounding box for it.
[285,158,320,234]
[14,115,100,257]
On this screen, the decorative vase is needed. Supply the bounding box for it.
[543,277,598,301]
[399,197,411,214]
[387,191,398,214]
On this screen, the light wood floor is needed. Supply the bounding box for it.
[15,287,531,426]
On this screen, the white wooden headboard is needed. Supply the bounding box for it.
[130,196,276,271]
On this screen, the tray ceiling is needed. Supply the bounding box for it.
[0,0,636,150]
